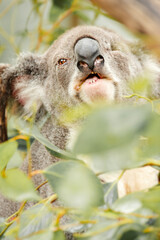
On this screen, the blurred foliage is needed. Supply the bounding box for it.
[0,0,160,239]
[0,0,109,59]
[1,100,160,239]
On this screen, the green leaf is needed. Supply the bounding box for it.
[117,226,156,240]
[139,112,160,158]
[103,182,118,208]
[49,5,64,22]
[115,225,141,240]
[0,141,18,172]
[129,75,150,94]
[113,186,160,215]
[50,27,66,42]
[17,120,79,161]
[0,218,6,239]
[22,231,54,240]
[4,221,21,239]
[43,160,104,209]
[53,231,65,240]
[6,150,23,169]
[90,142,141,172]
[74,217,118,240]
[73,105,151,172]
[112,194,142,214]
[19,204,54,239]
[0,169,40,201]
[74,105,151,155]
[32,126,79,160]
[138,186,160,214]
[73,10,90,23]
[135,233,157,240]
[22,230,65,240]
[50,0,73,21]
[53,0,73,9]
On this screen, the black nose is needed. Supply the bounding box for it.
[75,37,101,70]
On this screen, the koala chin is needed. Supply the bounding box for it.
[0,25,160,218]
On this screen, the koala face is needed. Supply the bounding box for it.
[3,25,159,117]
[44,26,143,109]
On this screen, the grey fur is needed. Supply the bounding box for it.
[0,25,160,236]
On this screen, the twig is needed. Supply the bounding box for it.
[124,93,154,109]
[0,0,21,19]
[74,218,133,238]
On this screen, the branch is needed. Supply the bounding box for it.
[0,64,10,143]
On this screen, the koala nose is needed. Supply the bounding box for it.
[75,37,102,71]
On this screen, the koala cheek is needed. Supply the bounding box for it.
[68,71,80,99]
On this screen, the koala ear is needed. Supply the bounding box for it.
[129,42,160,98]
[2,53,48,116]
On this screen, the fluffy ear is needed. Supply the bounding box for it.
[2,53,48,116]
[129,41,160,98]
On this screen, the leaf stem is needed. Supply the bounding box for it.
[36,180,48,190]
[145,158,160,167]
[9,135,29,142]
[30,169,43,177]
[104,170,125,201]
[74,218,133,238]
[0,0,20,19]
[5,201,26,224]
[124,94,153,108]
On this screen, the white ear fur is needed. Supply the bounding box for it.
[9,52,48,117]
[14,79,45,115]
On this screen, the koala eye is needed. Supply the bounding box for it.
[58,58,68,65]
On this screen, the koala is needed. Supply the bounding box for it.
[0,25,159,220]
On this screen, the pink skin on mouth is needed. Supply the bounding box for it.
[80,76,115,102]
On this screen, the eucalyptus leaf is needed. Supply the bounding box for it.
[53,0,73,9]
[18,121,78,161]
[119,230,142,240]
[139,112,160,158]
[53,231,65,240]
[138,186,160,214]
[73,10,90,23]
[115,223,143,240]
[0,141,18,172]
[21,231,54,240]
[6,150,23,169]
[19,204,54,239]
[73,105,151,155]
[90,142,141,172]
[75,217,117,240]
[73,105,151,172]
[43,160,104,209]
[112,194,142,214]
[129,75,150,94]
[3,221,19,240]
[135,233,157,240]
[0,218,6,239]
[49,5,63,22]
[113,186,160,214]
[103,182,118,208]
[0,169,40,201]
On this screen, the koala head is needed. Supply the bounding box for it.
[2,25,160,118]
[44,26,143,107]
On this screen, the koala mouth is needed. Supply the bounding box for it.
[74,72,115,102]
[75,72,103,91]
[85,72,102,82]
